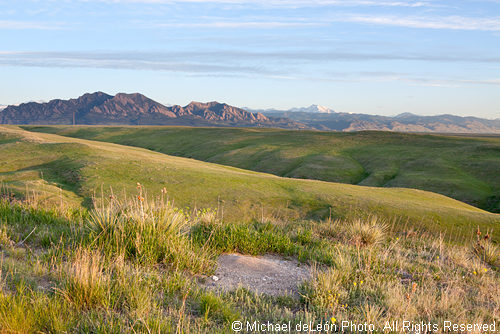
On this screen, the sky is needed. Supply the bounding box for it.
[0,0,499,118]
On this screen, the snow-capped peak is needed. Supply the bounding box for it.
[316,105,333,113]
[289,104,334,113]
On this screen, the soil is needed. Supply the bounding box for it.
[203,253,311,296]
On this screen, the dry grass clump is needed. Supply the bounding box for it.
[110,259,156,320]
[479,241,500,268]
[348,217,388,247]
[58,247,110,310]
[358,303,385,325]
[301,266,348,313]
[196,209,218,224]
[87,191,215,274]
[0,226,13,249]
[474,234,499,269]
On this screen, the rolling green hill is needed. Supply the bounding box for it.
[2,125,499,242]
[25,126,500,213]
[1,125,499,333]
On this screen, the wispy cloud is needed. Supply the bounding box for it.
[297,70,500,87]
[82,0,432,7]
[135,11,500,32]
[0,51,275,76]
[335,14,500,31]
[0,20,63,30]
[0,49,500,67]
[1,50,499,87]
[1,50,499,67]
[154,21,322,28]
[360,75,500,87]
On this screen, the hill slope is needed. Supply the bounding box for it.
[0,92,304,128]
[2,125,499,241]
[1,176,498,333]
[26,126,500,213]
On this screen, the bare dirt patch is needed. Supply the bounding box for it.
[204,253,311,296]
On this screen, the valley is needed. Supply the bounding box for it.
[26,125,500,213]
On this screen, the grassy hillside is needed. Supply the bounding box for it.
[0,190,498,332]
[1,125,499,332]
[1,125,499,242]
[25,126,500,213]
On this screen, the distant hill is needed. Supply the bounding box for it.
[0,92,305,129]
[257,110,500,134]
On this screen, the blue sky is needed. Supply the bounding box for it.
[1,0,499,118]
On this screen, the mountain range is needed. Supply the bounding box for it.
[1,92,499,133]
[0,92,304,129]
[258,110,500,133]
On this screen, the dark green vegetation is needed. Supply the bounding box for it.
[2,125,499,242]
[26,126,500,213]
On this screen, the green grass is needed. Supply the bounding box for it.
[1,125,499,243]
[0,125,498,242]
[1,125,498,332]
[0,192,498,333]
[25,125,500,212]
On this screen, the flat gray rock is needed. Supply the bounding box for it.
[204,253,311,296]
